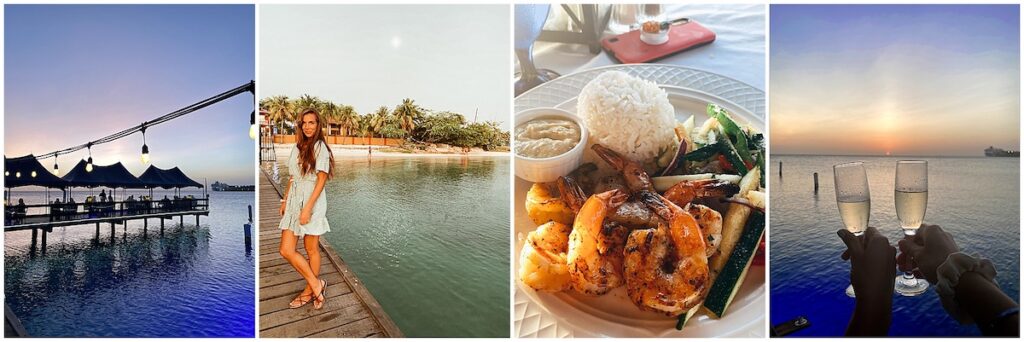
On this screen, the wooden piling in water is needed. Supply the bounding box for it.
[40,228,47,254]
[813,172,819,193]
[30,228,37,250]
[779,161,783,177]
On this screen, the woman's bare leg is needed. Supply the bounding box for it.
[304,234,322,292]
[279,230,323,299]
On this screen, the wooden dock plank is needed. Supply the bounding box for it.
[258,169,403,338]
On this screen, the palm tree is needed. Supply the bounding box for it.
[293,94,320,117]
[339,105,358,137]
[392,98,424,137]
[263,95,292,135]
[320,101,339,136]
[371,106,389,145]
[357,115,373,145]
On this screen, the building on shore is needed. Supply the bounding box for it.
[211,181,255,191]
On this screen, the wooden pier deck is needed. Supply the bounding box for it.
[258,169,402,338]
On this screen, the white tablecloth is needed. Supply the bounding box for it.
[530,4,765,91]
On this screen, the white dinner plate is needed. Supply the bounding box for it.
[513,64,765,338]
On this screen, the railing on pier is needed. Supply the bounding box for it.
[4,197,209,231]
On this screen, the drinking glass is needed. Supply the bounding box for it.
[835,161,870,297]
[514,4,560,96]
[607,4,638,34]
[894,160,929,296]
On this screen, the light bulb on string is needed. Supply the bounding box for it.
[141,124,150,164]
[86,143,94,173]
[15,171,20,178]
[31,171,37,178]
[249,110,257,139]
[4,171,8,177]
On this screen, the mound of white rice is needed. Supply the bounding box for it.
[577,71,676,169]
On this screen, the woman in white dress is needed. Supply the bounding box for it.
[279,108,334,310]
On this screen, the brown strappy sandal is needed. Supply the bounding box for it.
[313,279,327,310]
[288,291,313,309]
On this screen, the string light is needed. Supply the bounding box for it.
[8,81,255,174]
[31,171,37,178]
[141,124,150,164]
[15,172,20,178]
[86,143,94,173]
[248,83,256,139]
[249,110,257,139]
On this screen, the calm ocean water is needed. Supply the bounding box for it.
[769,155,1019,336]
[274,156,510,337]
[4,190,255,337]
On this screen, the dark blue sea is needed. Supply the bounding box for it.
[4,190,255,337]
[770,155,1019,337]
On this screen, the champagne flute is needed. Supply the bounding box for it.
[894,160,929,296]
[834,161,870,298]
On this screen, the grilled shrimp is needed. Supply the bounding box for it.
[519,221,573,292]
[592,144,656,194]
[687,204,723,258]
[561,175,658,230]
[567,189,629,295]
[663,179,739,208]
[623,191,711,316]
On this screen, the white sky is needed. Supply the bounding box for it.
[260,4,511,129]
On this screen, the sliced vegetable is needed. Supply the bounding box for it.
[734,132,753,167]
[709,168,760,280]
[719,136,749,175]
[704,211,765,318]
[707,104,743,137]
[652,173,742,192]
[659,137,689,176]
[747,133,765,151]
[682,141,722,162]
[747,190,765,209]
[675,305,701,330]
[755,152,766,188]
[738,166,761,196]
[708,104,755,167]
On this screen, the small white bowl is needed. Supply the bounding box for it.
[513,107,588,183]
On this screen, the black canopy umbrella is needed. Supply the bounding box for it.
[4,155,70,189]
[61,160,145,189]
[138,165,203,189]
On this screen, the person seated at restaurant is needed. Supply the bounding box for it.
[12,198,27,223]
[99,189,107,203]
[50,198,62,220]
[161,195,172,210]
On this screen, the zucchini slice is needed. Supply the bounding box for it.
[704,211,765,318]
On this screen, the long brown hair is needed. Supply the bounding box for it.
[295,109,334,178]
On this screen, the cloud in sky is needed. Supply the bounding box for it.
[770,5,1019,156]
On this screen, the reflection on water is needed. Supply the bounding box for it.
[275,155,510,337]
[770,156,1019,336]
[4,191,254,337]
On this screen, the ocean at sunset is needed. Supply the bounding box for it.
[4,190,255,337]
[769,155,1019,336]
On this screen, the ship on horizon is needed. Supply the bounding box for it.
[984,146,1020,157]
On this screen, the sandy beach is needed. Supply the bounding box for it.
[272,144,509,158]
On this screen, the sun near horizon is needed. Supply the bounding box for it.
[770,5,1020,157]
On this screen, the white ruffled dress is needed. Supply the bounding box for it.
[279,141,331,237]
